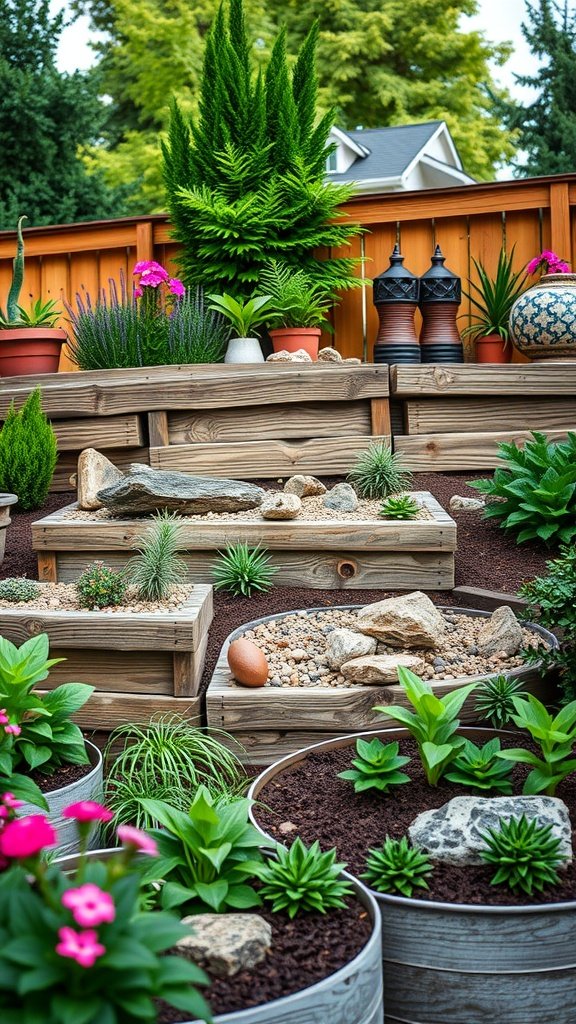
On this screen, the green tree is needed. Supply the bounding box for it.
[0,0,126,228]
[502,0,576,176]
[162,0,362,295]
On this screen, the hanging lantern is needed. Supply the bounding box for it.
[372,244,421,365]
[418,245,464,363]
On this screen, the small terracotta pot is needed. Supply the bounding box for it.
[0,327,67,377]
[475,333,512,364]
[269,328,321,360]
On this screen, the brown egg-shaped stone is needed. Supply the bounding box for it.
[227,638,269,687]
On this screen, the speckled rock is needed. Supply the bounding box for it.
[356,591,446,648]
[266,349,312,362]
[449,495,486,511]
[322,482,359,512]
[284,475,327,498]
[408,795,573,865]
[477,606,523,657]
[97,464,265,515]
[317,346,342,362]
[77,448,125,511]
[260,492,302,520]
[343,357,362,364]
[340,653,427,684]
[326,628,377,669]
[178,914,272,977]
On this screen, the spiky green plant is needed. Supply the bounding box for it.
[444,737,514,794]
[348,442,412,499]
[0,388,57,511]
[256,838,353,918]
[461,246,527,345]
[212,542,277,597]
[125,511,188,601]
[361,836,433,897]
[76,561,127,609]
[259,260,334,328]
[479,815,563,896]
[475,675,529,728]
[0,578,39,603]
[0,216,25,325]
[338,737,411,794]
[379,494,420,520]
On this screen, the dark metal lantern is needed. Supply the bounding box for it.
[373,244,421,365]
[418,244,464,363]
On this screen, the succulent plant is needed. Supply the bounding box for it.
[212,542,277,597]
[362,836,433,897]
[76,561,127,609]
[0,216,25,326]
[379,494,421,520]
[0,577,39,603]
[474,674,528,729]
[347,442,412,499]
[480,814,563,896]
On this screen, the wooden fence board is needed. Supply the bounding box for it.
[47,414,144,451]
[168,401,372,444]
[394,428,571,471]
[404,396,576,435]
[391,364,576,396]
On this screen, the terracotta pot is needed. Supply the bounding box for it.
[269,328,321,360]
[0,327,67,377]
[509,273,576,361]
[475,333,512,364]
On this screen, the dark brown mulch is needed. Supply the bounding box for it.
[254,733,576,907]
[31,759,94,794]
[157,896,373,1020]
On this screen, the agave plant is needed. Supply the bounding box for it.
[461,246,526,346]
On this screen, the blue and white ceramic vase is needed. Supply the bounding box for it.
[509,273,576,361]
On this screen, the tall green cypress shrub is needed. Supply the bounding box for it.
[0,388,57,510]
[162,0,362,297]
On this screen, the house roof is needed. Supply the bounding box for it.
[328,121,472,186]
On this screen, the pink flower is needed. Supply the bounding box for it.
[138,271,167,288]
[527,250,571,275]
[168,277,185,297]
[133,286,143,299]
[63,801,114,824]
[1,793,23,809]
[56,926,106,969]
[0,815,57,858]
[133,260,166,276]
[526,256,541,275]
[4,724,21,736]
[62,884,116,927]
[0,710,8,725]
[117,825,159,856]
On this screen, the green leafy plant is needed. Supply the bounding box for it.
[212,541,277,597]
[361,836,433,897]
[125,511,188,601]
[0,388,57,511]
[104,715,247,831]
[76,561,127,609]
[0,216,60,328]
[479,814,563,896]
[338,737,411,793]
[139,785,272,914]
[474,674,529,728]
[0,578,39,603]
[379,494,420,520]
[347,442,412,499]
[207,293,273,338]
[496,694,576,795]
[461,246,526,346]
[469,431,576,546]
[374,668,478,785]
[259,261,333,329]
[444,737,514,794]
[519,544,576,703]
[255,837,353,918]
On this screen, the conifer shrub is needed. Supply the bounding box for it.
[0,388,57,510]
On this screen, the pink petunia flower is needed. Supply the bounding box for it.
[525,256,541,275]
[0,815,57,859]
[62,884,116,928]
[117,825,159,856]
[56,926,106,968]
[134,285,143,299]
[63,801,114,824]
[168,277,185,297]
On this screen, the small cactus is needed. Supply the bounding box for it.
[0,216,26,325]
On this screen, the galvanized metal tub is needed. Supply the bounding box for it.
[20,739,103,855]
[249,727,576,1024]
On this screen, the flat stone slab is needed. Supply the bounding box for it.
[97,463,265,515]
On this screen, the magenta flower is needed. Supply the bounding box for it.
[133,259,166,276]
[0,793,23,809]
[63,801,114,824]
[62,883,116,928]
[527,250,571,275]
[117,825,159,856]
[133,285,143,299]
[0,710,8,725]
[0,815,57,858]
[168,277,185,297]
[4,724,21,736]
[56,926,106,968]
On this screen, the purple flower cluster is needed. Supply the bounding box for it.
[526,250,571,275]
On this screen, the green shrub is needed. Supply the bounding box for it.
[474,674,529,728]
[0,577,39,603]
[379,494,420,520]
[126,511,188,601]
[76,561,127,609]
[212,541,277,597]
[362,836,433,897]
[469,431,576,546]
[255,838,353,918]
[338,737,411,794]
[519,544,576,703]
[444,737,514,794]
[348,442,412,499]
[0,388,57,510]
[480,814,563,896]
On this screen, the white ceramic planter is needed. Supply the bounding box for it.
[20,739,103,855]
[224,337,264,363]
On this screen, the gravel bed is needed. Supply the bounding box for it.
[0,581,193,614]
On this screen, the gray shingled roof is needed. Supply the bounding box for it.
[329,121,447,182]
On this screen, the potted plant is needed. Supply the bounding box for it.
[0,217,67,377]
[207,292,273,363]
[259,262,333,360]
[509,249,576,361]
[461,247,526,364]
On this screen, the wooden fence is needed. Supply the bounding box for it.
[1,173,575,369]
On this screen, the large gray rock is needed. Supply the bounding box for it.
[341,653,426,684]
[97,463,265,516]
[477,606,523,657]
[356,591,445,649]
[323,482,359,512]
[326,627,377,669]
[284,474,327,498]
[178,913,272,977]
[77,448,124,511]
[260,492,301,520]
[409,795,573,865]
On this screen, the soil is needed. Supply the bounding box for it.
[157,896,374,1021]
[31,759,94,794]
[253,732,576,907]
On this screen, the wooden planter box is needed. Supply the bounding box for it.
[0,584,213,732]
[207,607,557,764]
[32,493,456,591]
